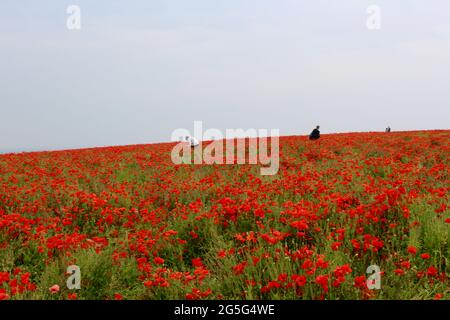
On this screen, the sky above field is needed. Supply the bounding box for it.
[1,0,450,152]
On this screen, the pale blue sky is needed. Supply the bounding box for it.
[1,1,449,152]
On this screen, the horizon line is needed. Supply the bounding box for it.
[1,128,448,156]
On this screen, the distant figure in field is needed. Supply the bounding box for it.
[184,135,200,147]
[385,126,391,133]
[309,125,321,140]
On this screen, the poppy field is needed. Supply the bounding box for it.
[0,130,449,300]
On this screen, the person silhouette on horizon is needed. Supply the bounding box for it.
[309,125,321,140]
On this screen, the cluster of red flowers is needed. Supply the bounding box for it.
[0,130,448,299]
[0,269,36,300]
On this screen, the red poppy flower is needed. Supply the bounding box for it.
[421,253,430,260]
[394,269,405,276]
[232,261,248,275]
[49,284,60,294]
[427,266,438,277]
[292,274,307,287]
[191,258,204,268]
[68,293,77,300]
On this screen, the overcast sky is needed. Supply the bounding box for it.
[1,0,449,152]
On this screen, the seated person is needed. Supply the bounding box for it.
[309,125,321,140]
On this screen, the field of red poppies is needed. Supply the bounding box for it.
[0,130,449,300]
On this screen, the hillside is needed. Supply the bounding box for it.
[0,130,449,300]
